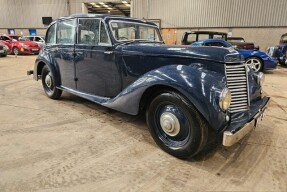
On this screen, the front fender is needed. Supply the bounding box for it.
[103,64,228,132]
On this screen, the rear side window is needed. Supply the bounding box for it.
[46,24,56,45]
[78,19,100,45]
[57,19,76,44]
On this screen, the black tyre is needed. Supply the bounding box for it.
[41,65,62,99]
[13,47,19,55]
[245,57,263,72]
[146,91,208,159]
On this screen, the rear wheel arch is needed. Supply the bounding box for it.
[36,61,60,86]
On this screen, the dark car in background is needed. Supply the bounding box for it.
[0,34,40,55]
[181,31,227,45]
[31,14,270,159]
[274,33,287,66]
[227,37,259,51]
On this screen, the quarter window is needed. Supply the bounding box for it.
[56,19,76,44]
[46,24,56,45]
[78,19,100,45]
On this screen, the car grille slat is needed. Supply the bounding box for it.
[225,63,249,113]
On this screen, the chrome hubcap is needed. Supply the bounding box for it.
[45,73,52,88]
[160,112,180,137]
[246,59,261,72]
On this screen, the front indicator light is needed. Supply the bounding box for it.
[219,88,231,111]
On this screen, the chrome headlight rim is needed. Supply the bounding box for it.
[219,88,232,112]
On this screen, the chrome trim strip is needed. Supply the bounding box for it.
[245,64,251,106]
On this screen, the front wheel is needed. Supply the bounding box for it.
[41,65,62,99]
[146,91,208,159]
[245,57,263,72]
[13,47,19,55]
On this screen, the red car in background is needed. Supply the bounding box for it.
[0,34,40,55]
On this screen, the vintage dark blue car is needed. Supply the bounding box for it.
[31,14,270,159]
[192,39,277,72]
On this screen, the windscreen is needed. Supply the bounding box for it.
[110,21,162,42]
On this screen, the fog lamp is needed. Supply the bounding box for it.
[219,88,231,111]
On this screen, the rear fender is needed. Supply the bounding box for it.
[34,51,61,86]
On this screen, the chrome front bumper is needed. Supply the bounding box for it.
[223,97,270,147]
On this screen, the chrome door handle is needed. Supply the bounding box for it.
[104,51,113,54]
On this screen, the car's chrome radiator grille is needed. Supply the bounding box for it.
[225,63,249,113]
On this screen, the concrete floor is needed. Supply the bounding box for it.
[0,55,286,192]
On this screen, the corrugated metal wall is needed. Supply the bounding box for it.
[132,0,287,28]
[0,0,67,28]
[1,0,287,29]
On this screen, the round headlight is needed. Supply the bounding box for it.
[257,72,265,86]
[219,88,231,111]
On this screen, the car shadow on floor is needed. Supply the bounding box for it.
[58,92,251,162]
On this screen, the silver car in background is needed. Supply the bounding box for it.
[25,36,45,49]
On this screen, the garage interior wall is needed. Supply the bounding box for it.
[0,0,286,50]
[133,0,287,51]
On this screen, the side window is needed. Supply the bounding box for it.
[57,19,76,44]
[187,34,196,43]
[100,21,110,44]
[35,37,41,41]
[46,24,56,45]
[198,34,209,41]
[28,37,34,41]
[78,19,100,45]
[1,36,10,41]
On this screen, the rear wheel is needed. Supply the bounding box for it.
[41,65,62,99]
[245,57,263,72]
[146,91,208,159]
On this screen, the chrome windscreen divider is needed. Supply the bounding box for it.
[225,62,250,113]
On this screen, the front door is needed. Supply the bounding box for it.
[55,19,77,89]
[74,18,121,97]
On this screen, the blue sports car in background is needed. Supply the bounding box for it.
[192,39,277,72]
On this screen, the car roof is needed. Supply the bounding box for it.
[198,39,228,43]
[227,37,244,39]
[50,14,157,27]
[185,31,227,35]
